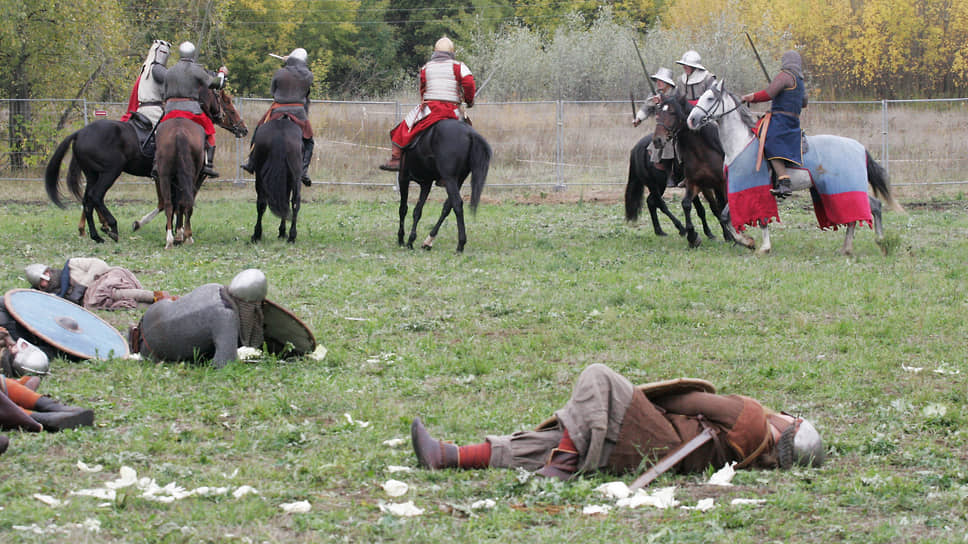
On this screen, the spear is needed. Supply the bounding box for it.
[630,37,656,96]
[744,31,772,84]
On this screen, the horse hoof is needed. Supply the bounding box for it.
[421,244,433,251]
[132,221,141,232]
[107,232,119,242]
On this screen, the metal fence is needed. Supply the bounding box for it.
[3,96,967,196]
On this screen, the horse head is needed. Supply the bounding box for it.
[199,86,248,138]
[653,95,689,150]
[687,79,728,130]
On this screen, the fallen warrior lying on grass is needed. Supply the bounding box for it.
[411,364,824,481]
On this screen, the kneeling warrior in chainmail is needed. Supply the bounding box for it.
[128,269,267,368]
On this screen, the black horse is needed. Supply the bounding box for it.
[624,133,715,238]
[249,118,302,243]
[45,86,247,243]
[397,119,491,253]
[653,95,734,247]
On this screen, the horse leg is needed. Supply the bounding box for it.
[278,217,287,240]
[422,200,453,250]
[252,198,266,243]
[648,191,686,236]
[164,205,176,250]
[407,183,432,250]
[693,195,715,239]
[869,196,888,255]
[88,171,120,242]
[756,220,772,255]
[397,176,409,246]
[681,189,701,248]
[287,188,300,243]
[446,181,467,253]
[841,222,857,256]
[183,208,194,245]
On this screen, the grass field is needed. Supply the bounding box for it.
[0,182,966,543]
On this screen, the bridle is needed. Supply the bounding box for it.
[690,85,741,129]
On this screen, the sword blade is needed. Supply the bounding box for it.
[628,427,716,491]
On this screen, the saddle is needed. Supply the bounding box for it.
[126,111,156,158]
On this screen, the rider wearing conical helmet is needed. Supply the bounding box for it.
[675,50,716,105]
[741,50,808,199]
[632,67,681,188]
[241,48,315,186]
[379,36,477,171]
[121,40,171,128]
[161,41,228,178]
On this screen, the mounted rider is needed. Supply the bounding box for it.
[121,40,171,129]
[675,50,716,105]
[241,48,314,186]
[741,50,808,199]
[161,41,228,178]
[379,36,476,171]
[632,67,681,188]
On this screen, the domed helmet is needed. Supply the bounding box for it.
[288,48,308,64]
[12,338,50,376]
[178,41,196,61]
[675,50,705,71]
[777,416,825,468]
[650,67,676,87]
[434,36,455,54]
[228,269,268,303]
[24,264,50,288]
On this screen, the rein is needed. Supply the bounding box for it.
[692,88,741,128]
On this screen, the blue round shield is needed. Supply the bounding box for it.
[4,289,128,360]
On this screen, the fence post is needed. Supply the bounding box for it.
[83,98,88,126]
[555,100,565,191]
[881,99,889,177]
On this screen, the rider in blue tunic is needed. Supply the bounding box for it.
[741,51,807,199]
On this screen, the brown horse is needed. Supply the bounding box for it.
[653,95,734,248]
[133,88,246,248]
[46,87,245,243]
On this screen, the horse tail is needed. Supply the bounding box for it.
[468,129,491,212]
[44,130,78,208]
[625,136,650,222]
[259,124,295,220]
[174,135,197,210]
[866,150,905,213]
[67,155,83,202]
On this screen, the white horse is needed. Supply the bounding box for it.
[686,80,903,255]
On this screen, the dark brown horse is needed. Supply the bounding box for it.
[132,89,247,248]
[249,118,302,243]
[45,86,246,243]
[653,95,733,247]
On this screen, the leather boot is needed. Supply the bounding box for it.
[535,447,579,480]
[19,375,41,391]
[202,145,219,178]
[240,158,254,174]
[410,417,458,469]
[127,324,141,353]
[0,434,8,455]
[34,396,87,413]
[301,138,314,186]
[30,409,94,432]
[0,393,42,432]
[772,175,792,199]
[379,146,402,172]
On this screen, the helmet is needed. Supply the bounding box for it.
[675,50,705,71]
[178,41,196,60]
[650,67,676,87]
[151,39,171,66]
[434,36,455,54]
[12,338,50,376]
[288,48,308,64]
[777,416,825,468]
[228,269,268,303]
[24,264,50,288]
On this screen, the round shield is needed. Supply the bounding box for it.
[3,289,129,360]
[262,299,315,357]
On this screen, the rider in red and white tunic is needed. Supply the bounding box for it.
[379,36,476,171]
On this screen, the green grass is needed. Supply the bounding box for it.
[1,184,966,543]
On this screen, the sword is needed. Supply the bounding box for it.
[630,38,656,96]
[268,53,286,61]
[744,31,772,84]
[628,427,716,491]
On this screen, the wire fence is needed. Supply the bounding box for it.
[3,96,967,198]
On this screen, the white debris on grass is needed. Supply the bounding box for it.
[236,346,262,361]
[232,485,259,498]
[731,498,767,506]
[379,500,424,517]
[595,481,631,500]
[70,466,258,504]
[122,353,143,361]
[13,518,101,535]
[33,494,63,507]
[344,413,371,428]
[77,460,103,473]
[616,486,679,509]
[383,438,406,448]
[382,479,409,497]
[901,364,923,373]
[582,504,611,515]
[309,344,328,361]
[681,498,715,511]
[933,363,960,375]
[470,499,496,510]
[922,403,948,418]
[706,462,736,486]
[280,500,311,513]
[386,465,412,473]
